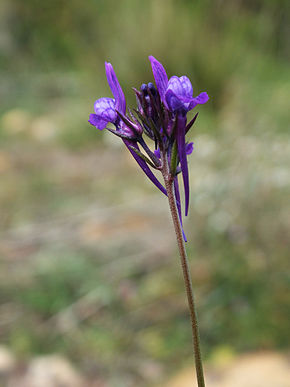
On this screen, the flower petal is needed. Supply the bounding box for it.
[167,76,193,99]
[88,113,108,130]
[165,89,185,112]
[149,56,168,104]
[94,97,117,124]
[188,92,209,110]
[123,139,167,196]
[186,142,194,155]
[105,62,126,114]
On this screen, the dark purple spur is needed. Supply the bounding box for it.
[89,56,209,239]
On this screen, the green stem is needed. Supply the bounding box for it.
[161,151,205,387]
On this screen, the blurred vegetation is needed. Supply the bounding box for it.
[0,0,289,385]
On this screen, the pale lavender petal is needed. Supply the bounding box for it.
[176,115,190,216]
[94,97,117,123]
[167,76,193,99]
[88,113,107,130]
[179,76,193,97]
[123,139,167,196]
[149,56,168,104]
[186,142,194,155]
[105,62,126,114]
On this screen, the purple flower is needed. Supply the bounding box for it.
[149,56,209,113]
[89,62,126,130]
[149,56,208,215]
[89,98,117,130]
[89,62,167,196]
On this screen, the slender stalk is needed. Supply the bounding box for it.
[161,151,205,387]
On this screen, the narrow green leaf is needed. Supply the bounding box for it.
[170,141,178,175]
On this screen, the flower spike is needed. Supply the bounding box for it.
[89,57,208,236]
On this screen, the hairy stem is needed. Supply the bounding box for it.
[161,151,205,387]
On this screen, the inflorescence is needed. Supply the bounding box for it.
[89,56,209,240]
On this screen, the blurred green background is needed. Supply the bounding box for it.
[0,0,289,386]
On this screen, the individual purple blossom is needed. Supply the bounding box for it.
[88,61,167,196]
[149,56,208,216]
[149,56,209,113]
[88,62,126,132]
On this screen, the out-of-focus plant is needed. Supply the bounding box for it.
[89,56,209,386]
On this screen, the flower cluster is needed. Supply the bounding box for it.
[89,56,209,239]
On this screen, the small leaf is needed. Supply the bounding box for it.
[185,112,198,134]
[128,146,158,169]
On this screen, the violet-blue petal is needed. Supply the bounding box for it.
[105,62,126,114]
[88,114,108,130]
[176,115,190,216]
[165,89,185,112]
[123,139,167,196]
[94,97,117,123]
[186,142,194,155]
[174,176,187,242]
[148,56,168,105]
[188,92,209,110]
[167,76,193,99]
